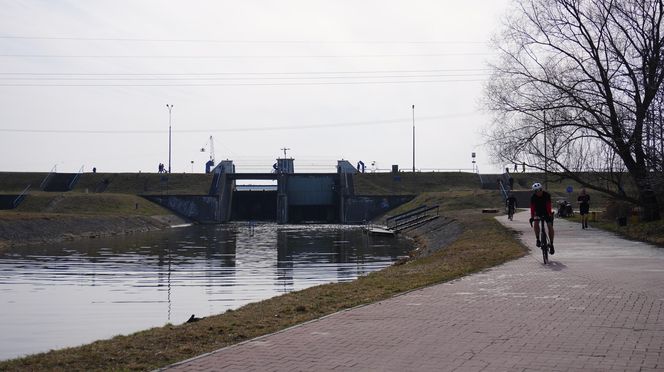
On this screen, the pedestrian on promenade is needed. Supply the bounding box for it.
[578,188,591,229]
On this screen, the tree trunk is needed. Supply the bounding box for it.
[634,176,661,221]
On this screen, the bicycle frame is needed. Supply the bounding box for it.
[535,216,549,264]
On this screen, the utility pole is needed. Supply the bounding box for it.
[281,147,290,158]
[166,104,174,173]
[412,104,415,173]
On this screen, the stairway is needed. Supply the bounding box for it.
[41,173,81,192]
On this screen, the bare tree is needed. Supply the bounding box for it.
[485,0,664,221]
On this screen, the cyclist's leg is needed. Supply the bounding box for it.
[546,219,555,254]
[533,220,541,246]
[540,222,549,264]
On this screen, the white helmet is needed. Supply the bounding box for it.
[532,182,543,191]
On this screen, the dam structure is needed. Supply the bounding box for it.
[144,159,414,225]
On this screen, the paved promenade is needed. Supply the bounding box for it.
[164,212,664,371]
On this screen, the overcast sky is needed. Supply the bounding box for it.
[0,0,511,174]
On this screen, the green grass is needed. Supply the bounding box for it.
[0,210,527,372]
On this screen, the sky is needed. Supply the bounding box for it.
[0,0,511,174]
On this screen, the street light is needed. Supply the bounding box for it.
[166,104,173,173]
[412,104,415,173]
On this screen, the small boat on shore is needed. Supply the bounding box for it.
[363,225,396,236]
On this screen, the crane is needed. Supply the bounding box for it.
[200,136,216,173]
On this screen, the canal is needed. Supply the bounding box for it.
[0,223,412,360]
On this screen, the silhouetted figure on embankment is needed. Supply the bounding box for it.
[186,314,204,323]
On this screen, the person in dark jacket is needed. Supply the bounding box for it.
[578,188,591,229]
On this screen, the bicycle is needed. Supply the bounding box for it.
[532,215,550,264]
[507,204,515,221]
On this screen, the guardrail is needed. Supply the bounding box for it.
[39,165,57,190]
[386,204,440,232]
[68,165,84,190]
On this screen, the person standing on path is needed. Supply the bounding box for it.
[529,182,555,254]
[578,188,591,229]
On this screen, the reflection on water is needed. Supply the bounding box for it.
[0,223,411,360]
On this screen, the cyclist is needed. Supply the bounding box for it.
[529,182,555,254]
[506,192,518,221]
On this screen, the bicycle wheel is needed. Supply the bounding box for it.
[540,224,549,264]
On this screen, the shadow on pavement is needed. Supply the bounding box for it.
[544,260,567,271]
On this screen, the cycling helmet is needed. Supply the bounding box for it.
[532,182,543,191]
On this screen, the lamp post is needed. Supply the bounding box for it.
[166,104,173,174]
[412,104,415,173]
[543,111,548,190]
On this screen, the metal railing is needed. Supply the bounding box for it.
[386,204,440,232]
[39,165,57,190]
[13,185,31,208]
[68,165,85,190]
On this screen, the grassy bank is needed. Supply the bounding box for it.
[12,192,171,216]
[0,172,213,195]
[0,210,527,371]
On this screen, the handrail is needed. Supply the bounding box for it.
[476,166,484,185]
[13,184,31,208]
[39,165,57,190]
[68,165,85,190]
[392,205,438,225]
[385,205,429,225]
[387,205,439,230]
[498,176,509,200]
[391,206,439,232]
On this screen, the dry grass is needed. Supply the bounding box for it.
[0,211,527,372]
[0,172,212,195]
[11,192,170,216]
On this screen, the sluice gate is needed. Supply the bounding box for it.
[147,159,414,225]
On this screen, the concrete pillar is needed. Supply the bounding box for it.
[277,174,289,224]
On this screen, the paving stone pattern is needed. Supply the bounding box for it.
[163,212,664,371]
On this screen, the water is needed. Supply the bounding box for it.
[0,223,411,360]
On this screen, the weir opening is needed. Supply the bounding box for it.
[231,189,278,221]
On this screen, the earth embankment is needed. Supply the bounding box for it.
[0,213,178,250]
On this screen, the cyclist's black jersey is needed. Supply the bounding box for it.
[530,191,552,217]
[578,194,590,206]
[506,196,517,208]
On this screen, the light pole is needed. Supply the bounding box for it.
[543,111,548,190]
[166,104,173,174]
[412,104,415,173]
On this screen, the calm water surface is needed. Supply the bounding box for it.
[0,223,411,360]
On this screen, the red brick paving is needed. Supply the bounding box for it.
[162,212,664,371]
